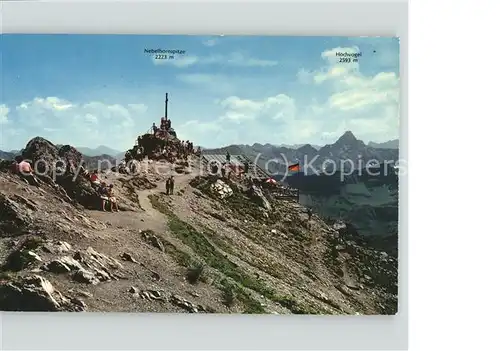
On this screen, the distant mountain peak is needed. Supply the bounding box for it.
[335,131,363,146]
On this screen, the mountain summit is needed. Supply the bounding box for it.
[334,131,365,147]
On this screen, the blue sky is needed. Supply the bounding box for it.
[0,34,400,151]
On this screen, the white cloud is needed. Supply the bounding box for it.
[220,96,264,113]
[178,45,400,146]
[16,97,74,112]
[304,46,362,85]
[2,97,153,151]
[0,104,9,124]
[300,46,400,141]
[219,94,296,124]
[84,113,98,124]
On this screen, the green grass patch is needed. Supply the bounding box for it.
[226,192,263,220]
[218,278,265,314]
[198,225,235,255]
[200,224,286,280]
[186,262,205,284]
[141,229,193,268]
[149,194,276,301]
[149,193,327,315]
[274,295,321,315]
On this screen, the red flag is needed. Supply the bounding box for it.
[288,163,300,172]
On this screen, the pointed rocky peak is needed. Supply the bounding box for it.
[334,131,365,147]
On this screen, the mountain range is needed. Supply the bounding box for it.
[203,132,399,175]
[75,145,124,158]
[1,134,399,173]
[368,139,399,149]
[0,146,125,162]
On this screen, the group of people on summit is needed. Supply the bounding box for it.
[152,117,172,138]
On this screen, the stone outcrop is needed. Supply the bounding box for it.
[0,193,34,236]
[210,179,233,199]
[169,294,207,313]
[247,185,272,211]
[0,275,86,311]
[39,245,125,286]
[141,230,165,252]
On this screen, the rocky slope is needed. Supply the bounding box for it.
[0,151,16,160]
[285,164,399,238]
[0,137,397,314]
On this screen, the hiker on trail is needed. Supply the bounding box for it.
[169,175,175,195]
[307,208,313,221]
[244,161,249,174]
[226,151,231,163]
[153,123,158,135]
[14,156,40,186]
[221,163,226,178]
[107,184,119,212]
[166,119,171,129]
[165,177,172,195]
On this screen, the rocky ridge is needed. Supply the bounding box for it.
[0,136,397,314]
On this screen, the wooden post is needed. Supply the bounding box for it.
[165,93,169,119]
[297,169,300,203]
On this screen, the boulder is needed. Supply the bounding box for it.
[72,269,100,285]
[120,252,138,263]
[169,294,206,313]
[22,137,60,175]
[248,185,272,211]
[46,260,71,274]
[46,256,84,274]
[0,275,85,311]
[3,238,45,271]
[20,137,102,209]
[68,247,124,285]
[141,231,165,252]
[210,180,233,199]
